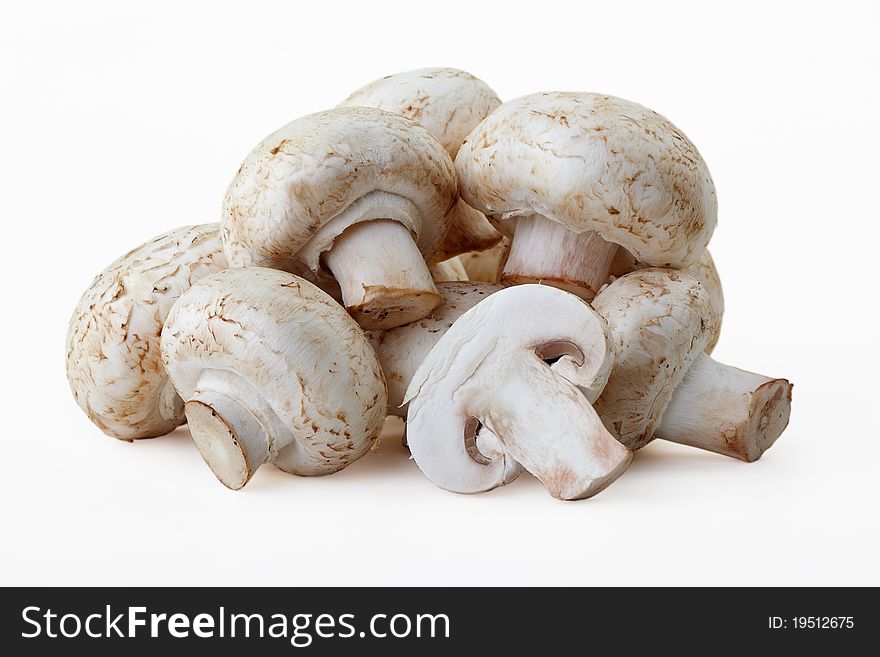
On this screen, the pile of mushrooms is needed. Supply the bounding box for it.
[66,68,792,500]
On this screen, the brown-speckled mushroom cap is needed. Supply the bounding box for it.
[66,224,227,441]
[161,267,387,487]
[456,92,717,268]
[593,268,716,449]
[339,67,501,158]
[221,106,458,274]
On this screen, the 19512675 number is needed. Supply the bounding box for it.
[769,617,854,629]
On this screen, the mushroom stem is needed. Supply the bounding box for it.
[323,220,442,330]
[656,353,793,462]
[501,214,619,300]
[157,378,184,422]
[477,355,632,500]
[184,390,270,490]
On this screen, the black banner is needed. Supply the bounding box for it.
[0,587,873,654]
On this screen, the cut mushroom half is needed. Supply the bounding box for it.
[593,269,792,462]
[456,92,717,300]
[161,267,387,489]
[403,284,632,500]
[66,223,227,440]
[222,107,458,330]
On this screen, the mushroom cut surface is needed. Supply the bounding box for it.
[66,224,227,440]
[403,284,632,500]
[456,92,717,299]
[221,107,459,330]
[161,267,387,489]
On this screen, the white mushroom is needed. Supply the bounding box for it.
[339,67,503,261]
[456,92,717,299]
[593,269,792,461]
[610,248,724,352]
[222,107,458,330]
[402,285,631,500]
[66,224,227,440]
[160,267,386,489]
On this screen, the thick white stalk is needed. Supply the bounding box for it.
[323,220,441,330]
[501,214,619,300]
[185,390,270,490]
[656,353,792,462]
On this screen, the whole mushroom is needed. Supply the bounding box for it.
[402,284,632,500]
[222,107,458,330]
[456,92,717,300]
[339,67,503,261]
[66,224,227,440]
[593,268,792,461]
[610,248,724,352]
[161,267,387,489]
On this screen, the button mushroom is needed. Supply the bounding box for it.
[402,284,632,500]
[160,267,387,489]
[593,268,792,461]
[66,224,227,440]
[456,92,717,300]
[610,248,724,352]
[339,67,503,261]
[221,107,458,330]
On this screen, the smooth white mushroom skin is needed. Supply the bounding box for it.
[66,224,227,440]
[456,92,717,300]
[161,267,387,489]
[502,214,620,300]
[403,285,631,500]
[594,269,791,460]
[323,220,441,330]
[339,67,503,260]
[222,107,457,330]
[655,355,793,462]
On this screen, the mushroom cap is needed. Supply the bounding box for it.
[610,248,724,352]
[593,268,716,449]
[404,284,629,499]
[339,69,503,261]
[456,92,717,268]
[66,224,227,440]
[161,267,386,476]
[338,67,502,158]
[222,106,457,274]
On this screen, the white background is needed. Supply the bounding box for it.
[1,0,878,586]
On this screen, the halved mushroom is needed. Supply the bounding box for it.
[402,284,631,500]
[456,92,717,300]
[593,269,792,461]
[161,267,387,489]
[66,224,227,440]
[339,67,503,262]
[222,107,458,330]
